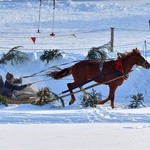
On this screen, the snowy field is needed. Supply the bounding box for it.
[0,0,150,150]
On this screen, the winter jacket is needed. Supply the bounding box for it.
[2,80,28,98]
[0,75,4,94]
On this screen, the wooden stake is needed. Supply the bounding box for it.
[110,27,114,52]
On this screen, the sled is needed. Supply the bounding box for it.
[6,98,33,104]
[5,88,65,107]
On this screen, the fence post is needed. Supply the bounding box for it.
[144,40,147,58]
[110,27,114,52]
[37,0,42,33]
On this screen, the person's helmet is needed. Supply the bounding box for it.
[6,72,14,80]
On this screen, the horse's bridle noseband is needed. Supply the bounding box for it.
[137,55,148,68]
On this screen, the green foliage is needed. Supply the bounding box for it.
[86,47,107,60]
[128,93,146,108]
[36,87,64,107]
[0,95,8,107]
[80,89,102,108]
[40,49,63,64]
[0,46,29,66]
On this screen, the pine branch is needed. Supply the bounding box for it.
[129,93,146,108]
[40,49,63,64]
[0,46,29,66]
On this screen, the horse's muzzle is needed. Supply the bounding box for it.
[146,63,150,69]
[144,61,150,69]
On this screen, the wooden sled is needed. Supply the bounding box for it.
[5,87,37,104]
[6,98,33,104]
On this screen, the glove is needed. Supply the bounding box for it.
[14,78,22,84]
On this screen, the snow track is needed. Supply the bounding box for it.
[0,106,150,124]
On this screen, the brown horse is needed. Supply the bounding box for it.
[48,48,150,108]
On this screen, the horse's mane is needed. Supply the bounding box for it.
[117,48,141,59]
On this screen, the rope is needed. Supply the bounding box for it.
[0,0,27,2]
[116,28,150,32]
[114,41,144,48]
[0,28,110,39]
[0,33,76,39]
[0,27,149,40]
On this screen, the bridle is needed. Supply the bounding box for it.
[136,55,148,68]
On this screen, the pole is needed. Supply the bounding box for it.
[37,0,42,33]
[60,75,126,99]
[144,40,147,58]
[149,20,150,29]
[51,9,55,33]
[110,27,114,52]
[50,0,55,36]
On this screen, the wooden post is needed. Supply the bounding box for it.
[110,27,114,52]
[144,40,147,58]
[37,0,42,33]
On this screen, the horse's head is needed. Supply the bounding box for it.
[132,48,150,69]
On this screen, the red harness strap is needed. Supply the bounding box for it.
[114,58,126,80]
[115,59,123,72]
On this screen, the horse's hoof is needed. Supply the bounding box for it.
[69,101,72,105]
[69,99,75,105]
[111,106,114,109]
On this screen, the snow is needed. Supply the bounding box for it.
[0,0,150,150]
[0,123,150,150]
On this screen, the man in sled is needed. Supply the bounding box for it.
[2,72,37,100]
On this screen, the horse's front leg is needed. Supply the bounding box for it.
[109,85,118,109]
[79,86,88,98]
[98,96,110,105]
[98,85,118,109]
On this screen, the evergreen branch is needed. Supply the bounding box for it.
[0,46,29,66]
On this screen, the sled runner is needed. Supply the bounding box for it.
[5,98,33,104]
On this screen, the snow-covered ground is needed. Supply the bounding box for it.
[0,123,150,150]
[0,0,150,150]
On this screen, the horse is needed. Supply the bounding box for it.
[48,48,150,108]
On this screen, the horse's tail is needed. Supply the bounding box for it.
[48,67,72,80]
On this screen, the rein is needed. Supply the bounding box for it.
[21,60,80,79]
[139,59,148,68]
[30,79,51,85]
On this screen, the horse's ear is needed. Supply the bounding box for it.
[117,52,126,58]
[133,48,140,54]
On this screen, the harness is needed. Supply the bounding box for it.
[99,58,128,81]
[114,58,128,80]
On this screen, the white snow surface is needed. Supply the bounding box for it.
[0,0,150,150]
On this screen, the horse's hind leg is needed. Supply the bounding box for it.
[67,83,76,105]
[109,85,118,109]
[68,84,87,105]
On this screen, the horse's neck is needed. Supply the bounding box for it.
[122,55,136,74]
